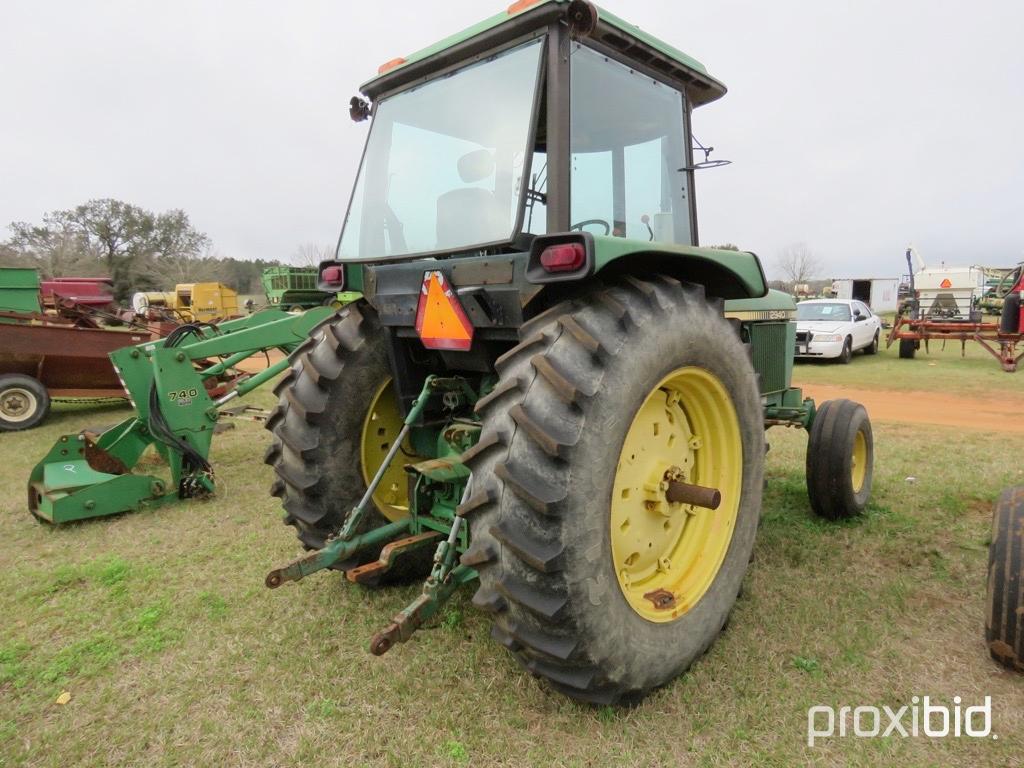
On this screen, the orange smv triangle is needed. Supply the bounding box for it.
[940,278,952,288]
[415,271,474,351]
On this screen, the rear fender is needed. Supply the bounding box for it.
[592,237,768,300]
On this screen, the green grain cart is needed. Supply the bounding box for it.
[0,268,43,316]
[258,0,876,704]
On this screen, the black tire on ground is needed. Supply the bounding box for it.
[264,302,431,580]
[1000,293,1021,334]
[805,399,873,520]
[898,339,917,359]
[461,275,764,705]
[0,374,50,431]
[986,486,1024,673]
[864,331,879,355]
[838,337,853,364]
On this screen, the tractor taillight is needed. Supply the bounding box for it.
[321,266,344,287]
[317,261,346,292]
[526,234,593,284]
[540,243,586,273]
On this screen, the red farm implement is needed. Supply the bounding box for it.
[886,254,1023,372]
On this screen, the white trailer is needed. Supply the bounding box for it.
[912,266,986,320]
[831,278,900,313]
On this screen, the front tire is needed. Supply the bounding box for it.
[462,276,764,704]
[838,337,853,364]
[0,374,50,431]
[986,486,1024,672]
[806,399,873,520]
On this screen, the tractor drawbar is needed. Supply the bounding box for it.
[265,375,481,652]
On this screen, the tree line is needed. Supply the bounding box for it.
[3,199,826,300]
[0,199,331,301]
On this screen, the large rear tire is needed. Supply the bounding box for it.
[264,302,430,578]
[0,374,50,431]
[461,276,764,704]
[986,486,1024,672]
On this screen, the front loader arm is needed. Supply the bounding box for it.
[28,308,335,523]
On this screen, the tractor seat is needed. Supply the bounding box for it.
[436,149,507,249]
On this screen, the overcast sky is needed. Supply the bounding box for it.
[2,0,1022,279]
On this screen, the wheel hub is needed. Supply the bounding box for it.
[360,379,416,522]
[610,367,742,622]
[1,388,35,422]
[851,430,867,493]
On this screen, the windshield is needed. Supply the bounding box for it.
[796,302,852,322]
[338,38,544,260]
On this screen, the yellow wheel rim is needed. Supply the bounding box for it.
[610,367,743,623]
[851,430,867,493]
[360,379,415,522]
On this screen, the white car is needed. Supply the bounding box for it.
[794,299,882,363]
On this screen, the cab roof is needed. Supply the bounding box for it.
[360,0,727,106]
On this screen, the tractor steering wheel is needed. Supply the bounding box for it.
[570,218,611,235]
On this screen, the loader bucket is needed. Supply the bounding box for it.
[27,430,170,524]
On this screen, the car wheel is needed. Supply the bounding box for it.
[863,331,879,355]
[838,337,852,364]
[0,374,50,431]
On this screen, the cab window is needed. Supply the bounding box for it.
[569,45,691,244]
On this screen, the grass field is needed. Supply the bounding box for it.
[793,334,1022,397]
[2,351,1024,767]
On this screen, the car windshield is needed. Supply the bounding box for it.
[796,302,852,322]
[337,38,544,260]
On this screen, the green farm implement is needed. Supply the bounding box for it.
[261,266,359,311]
[257,0,878,705]
[28,307,334,523]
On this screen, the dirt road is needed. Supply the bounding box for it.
[236,352,1021,434]
[795,382,1024,433]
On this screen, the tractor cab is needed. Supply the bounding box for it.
[335,1,724,262]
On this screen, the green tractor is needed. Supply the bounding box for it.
[263,0,875,704]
